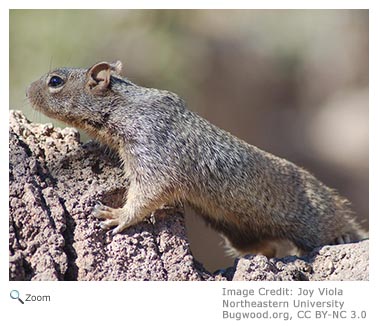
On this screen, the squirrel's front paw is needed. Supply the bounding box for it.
[93,201,133,235]
[93,201,119,220]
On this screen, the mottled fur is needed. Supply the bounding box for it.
[27,60,367,257]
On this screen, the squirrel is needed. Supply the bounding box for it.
[27,60,367,257]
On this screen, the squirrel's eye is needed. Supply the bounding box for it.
[48,76,64,88]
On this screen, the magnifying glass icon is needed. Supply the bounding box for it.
[10,290,24,304]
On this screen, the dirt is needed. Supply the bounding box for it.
[9,111,369,281]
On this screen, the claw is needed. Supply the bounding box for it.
[99,222,109,230]
[336,236,345,244]
[100,219,120,230]
[336,234,351,245]
[112,223,125,235]
[343,234,351,243]
[112,227,120,235]
[93,202,117,220]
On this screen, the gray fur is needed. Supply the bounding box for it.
[27,60,367,257]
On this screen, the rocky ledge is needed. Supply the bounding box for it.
[9,111,368,281]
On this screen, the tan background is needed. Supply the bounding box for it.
[10,10,368,271]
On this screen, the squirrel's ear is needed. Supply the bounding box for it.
[86,62,112,93]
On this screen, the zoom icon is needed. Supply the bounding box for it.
[10,290,24,304]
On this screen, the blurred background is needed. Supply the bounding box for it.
[10,10,368,272]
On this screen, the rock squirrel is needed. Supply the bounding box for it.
[27,60,367,257]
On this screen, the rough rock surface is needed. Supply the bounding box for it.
[9,111,369,281]
[230,240,368,281]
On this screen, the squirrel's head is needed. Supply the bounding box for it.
[27,60,186,146]
[27,60,127,130]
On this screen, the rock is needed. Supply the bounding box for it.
[9,111,368,281]
[231,240,368,281]
[9,111,217,281]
